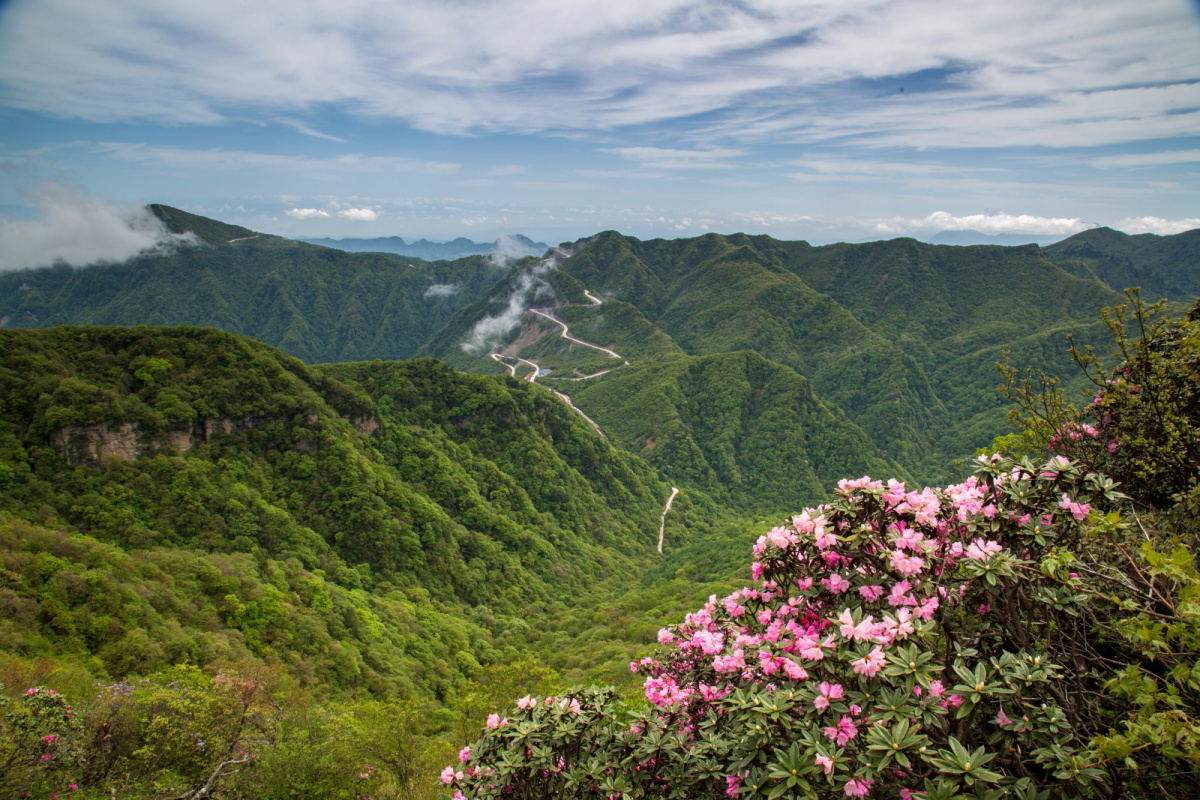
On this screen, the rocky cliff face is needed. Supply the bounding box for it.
[51,414,380,465]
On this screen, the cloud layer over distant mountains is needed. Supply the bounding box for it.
[0,185,195,271]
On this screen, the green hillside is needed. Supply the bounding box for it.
[429,230,1127,485]
[1,208,1198,798]
[0,326,716,691]
[1,207,1180,508]
[559,350,908,511]
[1043,226,1200,302]
[0,206,508,363]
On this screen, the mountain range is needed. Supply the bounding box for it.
[3,207,1196,511]
[298,233,549,261]
[1,205,1198,780]
[926,229,1068,246]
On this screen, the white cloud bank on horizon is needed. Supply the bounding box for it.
[286,206,379,221]
[0,184,196,271]
[875,211,1098,236]
[0,0,1195,151]
[1111,217,1200,236]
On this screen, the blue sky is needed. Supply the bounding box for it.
[0,0,1198,267]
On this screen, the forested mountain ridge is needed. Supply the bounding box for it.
[0,206,511,363]
[1043,225,1200,302]
[3,208,1194,507]
[0,325,716,691]
[430,229,1133,486]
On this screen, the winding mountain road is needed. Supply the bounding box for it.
[658,486,680,554]
[490,289,676,549]
[529,307,626,361]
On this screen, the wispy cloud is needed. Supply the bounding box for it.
[93,142,459,175]
[1090,150,1200,169]
[337,207,378,221]
[461,259,555,354]
[277,118,348,143]
[0,183,195,271]
[606,146,747,169]
[286,204,379,221]
[2,0,1192,152]
[424,283,459,298]
[286,208,329,220]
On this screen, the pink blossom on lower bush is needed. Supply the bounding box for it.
[447,454,1132,799]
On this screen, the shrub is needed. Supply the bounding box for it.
[446,454,1167,799]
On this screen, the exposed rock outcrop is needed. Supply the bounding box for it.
[50,413,381,466]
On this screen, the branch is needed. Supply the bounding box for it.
[166,756,253,800]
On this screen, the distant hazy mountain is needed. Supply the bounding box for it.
[927,229,1068,246]
[299,233,550,261]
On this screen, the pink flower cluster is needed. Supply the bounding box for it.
[450,456,1106,800]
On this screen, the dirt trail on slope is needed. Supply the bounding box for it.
[658,486,680,554]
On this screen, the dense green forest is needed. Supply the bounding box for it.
[0,208,1197,798]
[6,208,1194,507]
[0,206,509,364]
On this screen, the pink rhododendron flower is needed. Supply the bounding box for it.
[765,525,797,549]
[965,538,1003,560]
[815,754,834,775]
[517,695,537,709]
[844,777,872,796]
[1058,493,1091,521]
[822,573,851,594]
[782,659,808,680]
[485,714,506,728]
[889,549,925,577]
[824,715,859,745]
[459,746,472,762]
[858,584,884,602]
[816,681,844,704]
[851,646,886,677]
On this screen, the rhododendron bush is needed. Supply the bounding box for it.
[443,454,1184,799]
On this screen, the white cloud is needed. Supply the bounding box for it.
[276,118,348,143]
[1,0,1193,151]
[461,259,555,353]
[607,146,747,169]
[93,142,459,174]
[491,233,544,262]
[1110,216,1200,236]
[424,282,459,298]
[875,211,1096,236]
[1090,150,1200,169]
[337,207,378,221]
[0,183,196,271]
[285,207,330,219]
